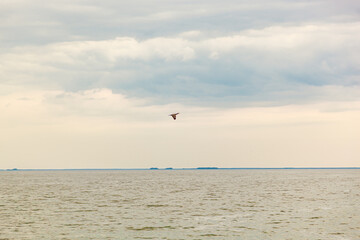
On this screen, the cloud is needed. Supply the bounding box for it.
[1,22,359,106]
[1,88,360,168]
[2,87,360,127]
[1,0,360,168]
[2,0,359,48]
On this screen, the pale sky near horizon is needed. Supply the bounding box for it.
[1,0,360,169]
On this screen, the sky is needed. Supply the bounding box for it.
[1,0,360,169]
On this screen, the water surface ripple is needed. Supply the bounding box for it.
[0,170,359,239]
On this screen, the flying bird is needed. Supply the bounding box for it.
[169,113,179,120]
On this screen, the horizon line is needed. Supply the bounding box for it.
[1,167,360,171]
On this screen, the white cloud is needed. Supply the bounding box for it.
[1,22,359,105]
[1,22,358,64]
[3,87,360,128]
[1,0,360,169]
[3,22,359,63]
[1,37,196,66]
[203,23,360,61]
[1,88,360,168]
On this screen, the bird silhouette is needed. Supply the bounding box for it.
[169,113,179,120]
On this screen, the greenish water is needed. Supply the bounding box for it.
[0,170,359,239]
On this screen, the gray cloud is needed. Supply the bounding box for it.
[2,0,360,168]
[1,21,359,106]
[0,0,359,108]
[1,0,359,46]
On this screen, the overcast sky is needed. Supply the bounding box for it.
[1,0,360,169]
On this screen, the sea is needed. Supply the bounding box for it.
[0,169,359,240]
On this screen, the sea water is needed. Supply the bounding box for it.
[0,170,359,240]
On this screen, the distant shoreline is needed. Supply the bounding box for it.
[1,167,359,171]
